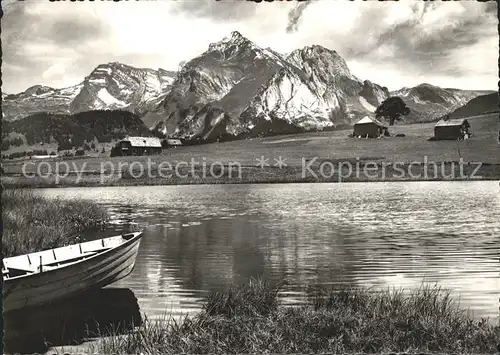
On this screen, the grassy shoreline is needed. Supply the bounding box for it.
[1,189,108,257]
[2,162,499,188]
[90,280,499,354]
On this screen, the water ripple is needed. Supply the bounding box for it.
[38,181,500,321]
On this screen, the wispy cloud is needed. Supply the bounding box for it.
[286,1,314,33]
[171,0,257,21]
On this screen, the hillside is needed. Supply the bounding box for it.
[1,110,152,154]
[444,92,498,119]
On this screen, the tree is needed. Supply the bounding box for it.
[375,97,410,126]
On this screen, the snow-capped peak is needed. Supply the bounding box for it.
[287,45,352,78]
[70,62,176,115]
[226,31,247,44]
[207,30,253,53]
[23,85,55,96]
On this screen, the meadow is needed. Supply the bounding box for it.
[2,114,498,187]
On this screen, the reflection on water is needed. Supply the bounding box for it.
[4,288,142,354]
[37,182,500,321]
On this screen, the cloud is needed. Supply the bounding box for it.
[1,1,497,93]
[291,1,497,89]
[2,2,111,91]
[171,0,257,21]
[286,1,314,33]
[0,0,293,93]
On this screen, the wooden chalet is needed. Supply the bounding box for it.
[353,116,389,138]
[434,118,471,140]
[113,136,163,156]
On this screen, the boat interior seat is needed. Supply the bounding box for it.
[122,233,136,240]
[4,265,38,274]
[43,250,103,267]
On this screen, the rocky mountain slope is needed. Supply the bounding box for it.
[2,84,83,121]
[2,31,492,142]
[142,32,394,140]
[71,63,176,116]
[144,32,490,141]
[2,63,176,121]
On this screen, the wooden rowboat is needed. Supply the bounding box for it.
[2,231,143,313]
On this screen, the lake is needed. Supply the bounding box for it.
[37,181,500,321]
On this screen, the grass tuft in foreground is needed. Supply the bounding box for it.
[94,279,500,354]
[2,188,108,257]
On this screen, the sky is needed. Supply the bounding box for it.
[2,0,498,94]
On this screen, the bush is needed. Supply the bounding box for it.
[32,149,48,156]
[1,137,24,150]
[57,141,74,151]
[7,151,27,159]
[2,140,11,150]
[203,279,280,318]
[110,145,122,157]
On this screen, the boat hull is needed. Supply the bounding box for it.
[3,233,142,313]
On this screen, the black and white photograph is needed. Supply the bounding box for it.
[1,0,499,353]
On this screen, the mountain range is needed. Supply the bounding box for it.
[2,64,176,122]
[2,31,495,143]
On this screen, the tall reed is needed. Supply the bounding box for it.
[94,279,500,354]
[2,189,108,257]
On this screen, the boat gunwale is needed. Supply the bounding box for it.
[3,231,143,282]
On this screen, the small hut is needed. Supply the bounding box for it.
[164,139,183,148]
[113,136,162,156]
[353,116,389,138]
[434,118,471,140]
